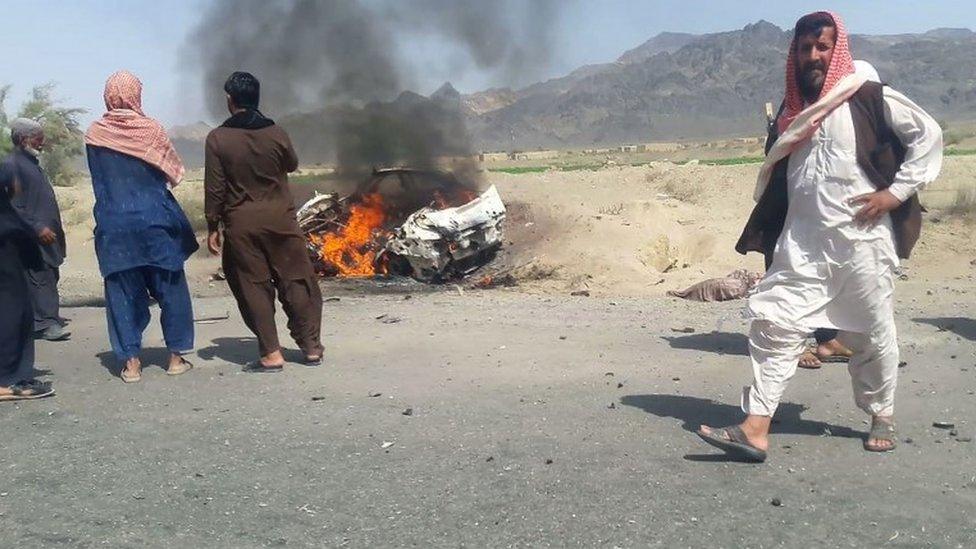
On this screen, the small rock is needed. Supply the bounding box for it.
[608,402,616,410]
[933,421,955,429]
[672,377,681,381]
[402,408,413,416]
[311,396,325,401]
[570,290,590,297]
[671,327,696,334]
[381,441,395,449]
[368,392,382,398]
[771,498,782,507]
[559,336,567,340]
[950,429,959,437]
[486,456,494,462]
[545,458,554,465]
[617,382,624,389]
[904,437,914,444]
[898,361,908,368]
[604,372,615,377]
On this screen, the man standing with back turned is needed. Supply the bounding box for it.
[697,11,942,462]
[205,72,324,372]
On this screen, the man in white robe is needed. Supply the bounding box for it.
[697,11,942,462]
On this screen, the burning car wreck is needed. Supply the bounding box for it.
[297,168,506,282]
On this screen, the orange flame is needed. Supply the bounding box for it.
[310,193,389,277]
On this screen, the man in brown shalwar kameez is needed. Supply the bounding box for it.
[205,72,324,372]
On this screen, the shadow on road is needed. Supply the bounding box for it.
[196,337,308,365]
[621,393,864,462]
[913,317,976,341]
[196,336,259,365]
[662,331,749,356]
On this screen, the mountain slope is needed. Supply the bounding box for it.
[469,20,976,149]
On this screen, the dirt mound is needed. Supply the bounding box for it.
[487,157,976,296]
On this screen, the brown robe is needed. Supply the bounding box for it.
[205,112,323,358]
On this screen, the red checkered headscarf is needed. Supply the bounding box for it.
[85,71,185,186]
[777,11,855,133]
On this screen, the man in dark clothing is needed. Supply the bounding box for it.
[204,72,324,372]
[4,118,69,341]
[0,161,55,401]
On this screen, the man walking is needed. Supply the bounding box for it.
[698,11,942,461]
[4,118,69,341]
[204,72,324,372]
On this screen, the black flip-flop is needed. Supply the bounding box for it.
[697,425,767,463]
[242,363,284,374]
[0,380,55,402]
[798,348,850,369]
[304,356,323,367]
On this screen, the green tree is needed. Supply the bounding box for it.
[0,85,12,159]
[0,83,86,187]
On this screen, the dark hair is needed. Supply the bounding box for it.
[793,12,835,44]
[224,71,260,109]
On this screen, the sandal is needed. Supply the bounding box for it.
[0,380,55,402]
[243,362,283,374]
[304,355,323,367]
[798,347,850,369]
[120,368,142,384]
[167,358,194,376]
[697,425,768,463]
[864,418,897,452]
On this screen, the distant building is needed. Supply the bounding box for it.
[508,150,560,161]
[618,144,647,153]
[478,152,510,162]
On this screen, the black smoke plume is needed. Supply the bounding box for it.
[187,0,563,177]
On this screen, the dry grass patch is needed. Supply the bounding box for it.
[943,187,976,219]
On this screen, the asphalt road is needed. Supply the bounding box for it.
[2,285,975,547]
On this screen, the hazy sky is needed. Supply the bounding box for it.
[2,0,973,127]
